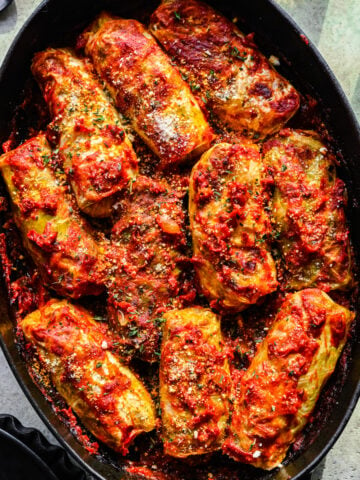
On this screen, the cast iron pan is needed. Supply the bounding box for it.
[0,1,359,480]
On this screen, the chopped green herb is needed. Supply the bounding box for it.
[42,154,51,166]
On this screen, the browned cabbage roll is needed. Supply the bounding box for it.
[0,134,105,298]
[21,299,156,454]
[189,142,278,311]
[223,288,355,470]
[107,175,190,363]
[150,0,300,139]
[263,129,352,291]
[81,13,214,168]
[160,307,230,457]
[32,48,138,217]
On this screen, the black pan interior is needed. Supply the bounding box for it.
[0,1,359,479]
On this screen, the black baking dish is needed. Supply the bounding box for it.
[0,1,359,479]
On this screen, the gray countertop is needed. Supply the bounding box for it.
[0,1,359,479]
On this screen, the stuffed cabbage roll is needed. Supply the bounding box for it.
[107,175,190,363]
[21,299,156,454]
[160,307,230,457]
[223,288,355,470]
[189,142,277,311]
[150,0,299,139]
[263,129,352,291]
[0,134,105,298]
[81,13,214,168]
[32,48,138,217]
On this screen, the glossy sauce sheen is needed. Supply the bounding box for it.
[107,175,192,362]
[150,0,300,139]
[0,134,105,298]
[263,129,352,291]
[160,307,230,457]
[81,13,215,167]
[223,289,354,470]
[32,48,138,217]
[21,299,156,454]
[189,142,278,311]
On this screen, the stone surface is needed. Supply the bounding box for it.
[276,0,360,120]
[0,1,359,479]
